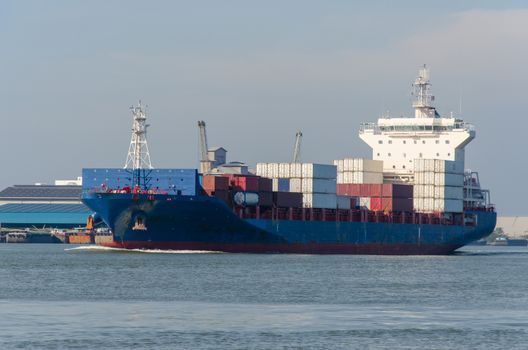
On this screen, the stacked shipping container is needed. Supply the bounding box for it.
[413,159,464,213]
[334,158,384,184]
[336,183,413,212]
[202,174,302,208]
[256,163,338,209]
[301,163,337,209]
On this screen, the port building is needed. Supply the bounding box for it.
[0,182,91,228]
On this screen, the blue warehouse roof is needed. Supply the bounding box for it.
[0,185,81,200]
[0,203,90,213]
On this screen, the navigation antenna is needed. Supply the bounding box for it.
[124,101,153,187]
[292,131,303,163]
[124,101,153,170]
[412,65,436,118]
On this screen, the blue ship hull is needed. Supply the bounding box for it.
[82,192,496,255]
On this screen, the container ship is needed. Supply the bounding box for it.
[82,67,496,254]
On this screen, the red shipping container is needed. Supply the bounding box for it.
[259,191,273,207]
[359,184,370,197]
[369,184,383,197]
[229,175,260,192]
[273,192,303,208]
[381,197,392,211]
[370,197,382,211]
[202,175,229,191]
[258,177,273,192]
[337,184,361,196]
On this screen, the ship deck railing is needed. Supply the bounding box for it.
[236,207,470,226]
[359,122,475,134]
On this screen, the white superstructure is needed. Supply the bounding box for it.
[359,66,475,182]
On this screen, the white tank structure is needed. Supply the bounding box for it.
[359,65,474,182]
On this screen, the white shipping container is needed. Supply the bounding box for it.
[301,163,337,179]
[413,184,435,198]
[278,163,291,178]
[414,171,435,185]
[343,172,383,184]
[414,159,435,173]
[267,163,280,178]
[336,196,352,209]
[333,159,345,172]
[290,163,303,178]
[256,163,267,177]
[343,172,354,183]
[434,186,464,200]
[289,178,302,192]
[415,159,464,175]
[302,178,336,194]
[341,158,383,173]
[337,173,344,184]
[303,193,337,209]
[359,197,371,209]
[413,197,435,213]
[358,172,384,184]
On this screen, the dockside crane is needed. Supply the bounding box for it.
[198,121,213,174]
[292,131,302,163]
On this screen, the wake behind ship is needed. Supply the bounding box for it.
[81,67,496,254]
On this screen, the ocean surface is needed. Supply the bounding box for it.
[0,244,527,349]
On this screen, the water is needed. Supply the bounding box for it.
[1,245,527,349]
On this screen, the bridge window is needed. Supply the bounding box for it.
[378,140,383,144]
[445,140,450,144]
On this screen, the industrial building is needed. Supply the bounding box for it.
[0,183,91,228]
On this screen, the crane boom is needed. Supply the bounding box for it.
[292,131,302,163]
[198,121,208,161]
[198,121,213,174]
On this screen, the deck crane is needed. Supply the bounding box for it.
[198,121,213,174]
[292,131,302,163]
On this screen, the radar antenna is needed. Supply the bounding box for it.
[412,65,436,118]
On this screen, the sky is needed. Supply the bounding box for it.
[2,0,527,215]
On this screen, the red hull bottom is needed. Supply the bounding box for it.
[101,240,461,255]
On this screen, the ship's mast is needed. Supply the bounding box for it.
[412,65,436,118]
[124,101,153,174]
